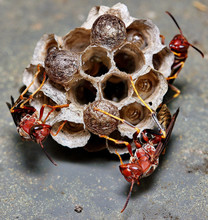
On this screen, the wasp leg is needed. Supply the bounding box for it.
[20,71,46,109]
[50,120,67,136]
[39,104,69,123]
[168,83,181,99]
[133,130,142,149]
[10,65,43,112]
[160,34,165,45]
[99,134,134,157]
[167,61,184,81]
[115,149,123,165]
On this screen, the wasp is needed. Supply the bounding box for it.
[95,103,179,212]
[94,77,179,212]
[161,11,204,99]
[116,107,179,212]
[7,65,69,165]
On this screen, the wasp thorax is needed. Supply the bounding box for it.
[91,14,127,50]
[45,49,80,85]
[83,100,119,136]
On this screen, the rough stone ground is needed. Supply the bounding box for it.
[0,0,207,219]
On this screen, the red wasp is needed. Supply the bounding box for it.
[117,107,179,212]
[94,77,179,212]
[95,104,179,212]
[161,11,204,98]
[7,65,69,166]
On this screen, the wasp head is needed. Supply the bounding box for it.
[119,163,143,184]
[29,124,51,144]
[169,34,189,54]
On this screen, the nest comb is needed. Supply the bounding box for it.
[22,3,174,153]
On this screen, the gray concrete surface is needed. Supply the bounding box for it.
[0,0,208,219]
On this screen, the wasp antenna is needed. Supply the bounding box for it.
[121,180,135,213]
[129,76,166,137]
[166,11,183,36]
[40,142,57,166]
[189,43,204,58]
[129,76,154,114]
[152,113,166,138]
[94,107,140,134]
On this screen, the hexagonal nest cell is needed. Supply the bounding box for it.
[69,79,97,106]
[22,3,174,154]
[101,74,129,102]
[114,43,145,74]
[81,46,111,77]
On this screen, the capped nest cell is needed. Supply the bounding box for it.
[22,3,174,154]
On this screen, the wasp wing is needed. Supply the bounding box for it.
[6,96,20,126]
[6,96,35,126]
[154,108,179,159]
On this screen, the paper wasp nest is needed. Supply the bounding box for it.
[23,3,174,153]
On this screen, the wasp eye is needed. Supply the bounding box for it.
[30,125,43,140]
[31,124,43,132]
